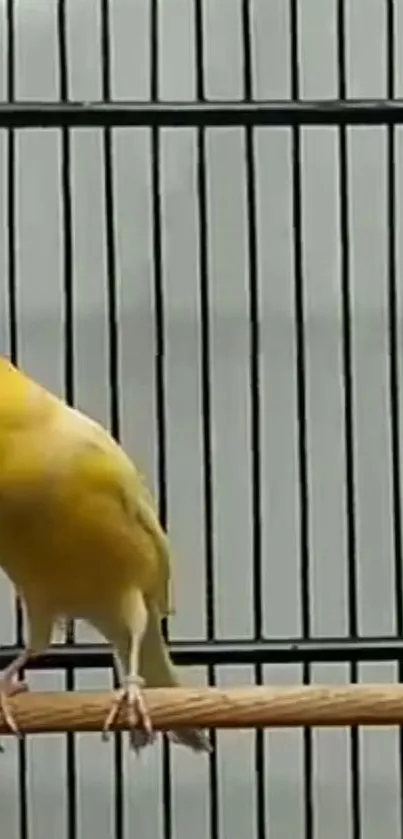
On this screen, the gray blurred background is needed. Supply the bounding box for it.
[0,0,403,837]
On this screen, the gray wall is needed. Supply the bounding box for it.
[0,0,402,837]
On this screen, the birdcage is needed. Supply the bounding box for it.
[0,2,402,838]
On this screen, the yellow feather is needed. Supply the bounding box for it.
[0,357,209,754]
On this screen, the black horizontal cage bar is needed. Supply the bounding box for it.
[1,98,403,128]
[1,638,403,670]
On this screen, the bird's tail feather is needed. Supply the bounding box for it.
[139,600,211,754]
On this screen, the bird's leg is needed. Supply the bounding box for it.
[98,591,154,754]
[0,608,54,749]
[107,653,157,752]
[0,649,32,746]
[102,672,154,753]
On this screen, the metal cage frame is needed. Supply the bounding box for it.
[0,2,403,839]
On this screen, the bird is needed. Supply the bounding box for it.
[0,356,210,754]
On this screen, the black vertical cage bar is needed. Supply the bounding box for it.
[56,3,77,839]
[99,3,125,838]
[241,3,266,839]
[385,3,403,836]
[194,3,220,839]
[289,3,314,839]
[336,3,361,839]
[194,0,220,839]
[6,2,29,837]
[150,3,172,838]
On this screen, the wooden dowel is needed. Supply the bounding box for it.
[1,685,403,736]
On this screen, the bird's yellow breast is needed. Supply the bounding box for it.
[0,446,162,619]
[0,357,171,621]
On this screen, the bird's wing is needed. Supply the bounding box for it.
[75,421,175,618]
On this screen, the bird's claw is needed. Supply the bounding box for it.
[129,727,157,754]
[102,677,154,754]
[0,678,29,752]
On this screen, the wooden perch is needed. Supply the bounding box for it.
[2,685,403,736]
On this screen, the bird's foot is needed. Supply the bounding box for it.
[102,676,155,755]
[0,677,29,751]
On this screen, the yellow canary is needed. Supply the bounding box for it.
[0,356,210,754]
